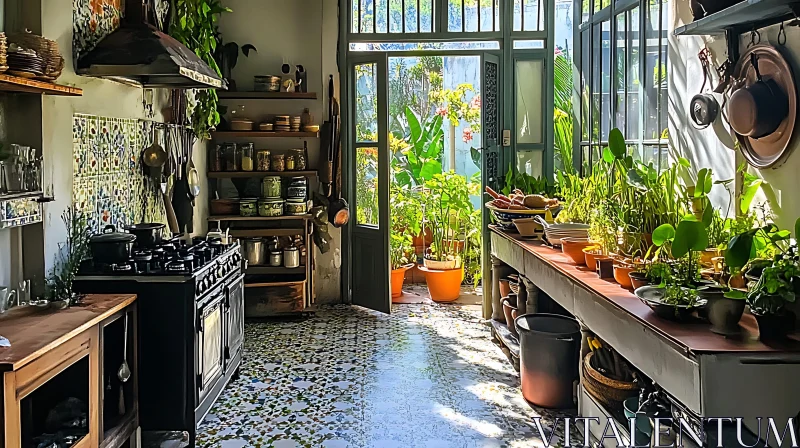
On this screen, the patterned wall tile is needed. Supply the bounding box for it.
[0,197,43,229]
[72,114,165,234]
[72,0,123,64]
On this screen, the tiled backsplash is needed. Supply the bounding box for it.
[72,114,165,232]
[0,197,42,229]
[73,0,123,63]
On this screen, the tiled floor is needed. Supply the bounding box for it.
[196,303,575,448]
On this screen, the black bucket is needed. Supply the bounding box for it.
[515,313,581,408]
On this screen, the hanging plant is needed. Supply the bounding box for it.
[169,0,231,139]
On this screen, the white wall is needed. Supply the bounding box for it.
[216,0,342,303]
[669,1,800,227]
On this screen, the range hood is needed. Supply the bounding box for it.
[76,2,224,89]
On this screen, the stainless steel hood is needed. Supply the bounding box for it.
[76,22,225,89]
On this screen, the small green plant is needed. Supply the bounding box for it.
[46,208,90,302]
[390,232,413,270]
[663,284,698,307]
[502,164,553,196]
[652,215,708,286]
[588,200,617,255]
[747,247,800,315]
[422,171,472,266]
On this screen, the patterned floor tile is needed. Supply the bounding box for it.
[196,303,577,448]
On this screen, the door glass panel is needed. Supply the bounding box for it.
[581,30,590,142]
[591,24,601,144]
[515,59,543,144]
[516,150,543,178]
[600,20,611,141]
[627,7,640,140]
[644,0,661,140]
[356,146,380,226]
[615,13,626,133]
[355,63,378,142]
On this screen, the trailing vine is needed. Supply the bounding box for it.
[169,0,231,139]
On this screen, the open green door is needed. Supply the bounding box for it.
[347,54,391,314]
[481,52,501,320]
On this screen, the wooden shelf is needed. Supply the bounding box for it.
[247,266,307,275]
[101,408,138,448]
[208,170,318,179]
[245,279,306,288]
[218,91,317,100]
[208,214,311,222]
[674,0,800,36]
[229,229,304,238]
[0,191,44,202]
[0,74,83,96]
[211,131,318,139]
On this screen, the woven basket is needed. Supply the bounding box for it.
[581,352,638,407]
[8,31,62,79]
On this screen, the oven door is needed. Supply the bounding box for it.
[224,273,246,367]
[197,288,225,402]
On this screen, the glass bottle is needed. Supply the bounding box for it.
[257,150,271,171]
[240,143,254,171]
[225,143,240,171]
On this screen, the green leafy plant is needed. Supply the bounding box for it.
[422,171,473,266]
[747,247,800,315]
[725,222,792,271]
[390,232,413,270]
[169,0,231,139]
[46,208,91,302]
[214,39,256,88]
[393,107,444,188]
[663,284,698,307]
[502,164,553,196]
[588,200,617,255]
[652,215,708,286]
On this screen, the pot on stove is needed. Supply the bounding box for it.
[90,225,137,265]
[125,223,166,248]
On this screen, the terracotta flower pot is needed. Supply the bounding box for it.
[699,248,722,266]
[499,279,512,298]
[613,264,636,289]
[423,258,459,270]
[561,237,593,265]
[502,294,519,336]
[412,228,433,247]
[391,263,414,301]
[419,265,464,302]
[583,247,605,271]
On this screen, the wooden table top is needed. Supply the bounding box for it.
[491,227,800,354]
[0,294,136,371]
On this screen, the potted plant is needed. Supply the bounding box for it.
[390,233,415,301]
[419,171,470,302]
[746,251,798,340]
[45,208,91,307]
[585,200,616,271]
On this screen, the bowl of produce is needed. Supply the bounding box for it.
[485,187,561,227]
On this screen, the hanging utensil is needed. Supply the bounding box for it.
[118,312,132,383]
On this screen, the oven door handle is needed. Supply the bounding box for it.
[224,273,246,309]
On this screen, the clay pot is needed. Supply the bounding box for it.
[423,257,459,270]
[502,294,519,336]
[583,247,606,271]
[561,237,593,265]
[699,248,722,267]
[419,265,464,302]
[412,228,433,247]
[629,271,650,290]
[391,263,414,301]
[614,264,636,289]
[499,279,512,298]
[728,274,747,289]
[704,293,745,335]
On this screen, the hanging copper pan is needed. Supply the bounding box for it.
[728,45,797,169]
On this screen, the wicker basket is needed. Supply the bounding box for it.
[8,31,63,80]
[581,352,638,407]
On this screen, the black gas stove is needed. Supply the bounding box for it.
[75,238,244,445]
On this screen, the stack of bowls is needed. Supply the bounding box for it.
[544,223,590,246]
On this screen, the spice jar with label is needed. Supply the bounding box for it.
[239,198,258,217]
[285,153,296,171]
[271,154,285,172]
[257,150,271,171]
[240,143,254,171]
[287,177,307,200]
[210,144,224,172]
[224,143,240,171]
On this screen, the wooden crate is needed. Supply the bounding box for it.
[244,280,306,317]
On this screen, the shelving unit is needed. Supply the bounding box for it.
[0,73,83,96]
[208,214,311,222]
[218,91,317,100]
[211,131,318,139]
[674,0,800,36]
[208,170,318,179]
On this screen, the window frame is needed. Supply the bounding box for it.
[574,0,668,172]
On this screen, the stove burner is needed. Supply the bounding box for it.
[109,263,133,272]
[165,260,190,273]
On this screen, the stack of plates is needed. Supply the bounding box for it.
[0,33,7,73]
[290,116,301,132]
[543,223,590,246]
[7,48,44,78]
[275,115,290,132]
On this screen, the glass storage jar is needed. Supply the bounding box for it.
[284,198,307,215]
[271,154,285,172]
[287,177,307,199]
[258,198,284,217]
[290,148,307,170]
[285,154,296,171]
[257,150,271,171]
[224,143,240,171]
[210,144,224,172]
[239,198,258,216]
[240,143,255,171]
[261,176,282,198]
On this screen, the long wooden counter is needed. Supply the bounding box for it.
[0,294,138,448]
[490,226,800,429]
